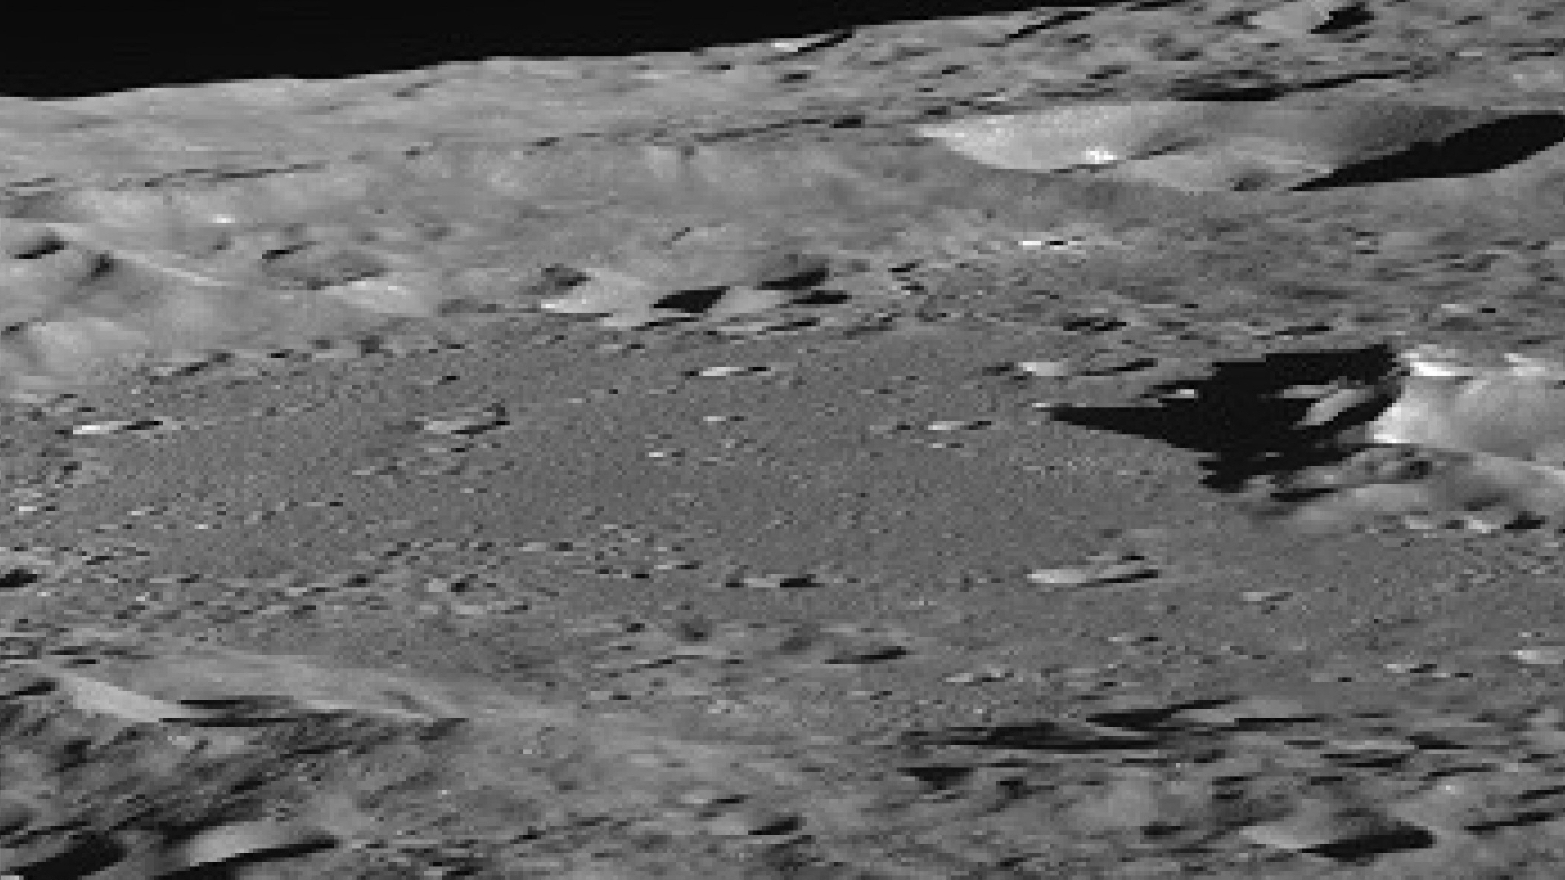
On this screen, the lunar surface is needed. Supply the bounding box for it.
[15,3,1565,878]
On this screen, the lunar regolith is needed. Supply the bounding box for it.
[9,4,1565,878]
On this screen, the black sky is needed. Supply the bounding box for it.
[7,2,1106,98]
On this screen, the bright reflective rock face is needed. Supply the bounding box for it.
[1268,347,1565,530]
[917,97,1523,192]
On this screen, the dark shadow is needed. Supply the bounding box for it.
[897,721,1158,752]
[656,285,850,314]
[1082,699,1230,732]
[1086,698,1325,731]
[822,644,910,664]
[1306,825,1436,861]
[1327,754,1411,770]
[160,838,337,880]
[1294,113,1565,190]
[1312,3,1376,34]
[655,287,731,313]
[51,418,162,438]
[1168,71,1401,103]
[3,680,54,699]
[1406,731,1479,750]
[1061,315,1130,333]
[1516,785,1565,804]
[792,291,853,306]
[1468,810,1565,834]
[1002,9,1097,38]
[758,263,832,291]
[0,568,41,590]
[1048,344,1400,491]
[15,835,127,878]
[899,764,976,789]
[179,695,307,725]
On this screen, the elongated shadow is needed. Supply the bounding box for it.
[894,698,1326,755]
[1294,113,1565,190]
[1049,344,1400,491]
[897,721,1158,752]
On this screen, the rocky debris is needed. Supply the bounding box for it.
[1238,799,1435,858]
[1013,359,1078,379]
[173,820,338,873]
[684,362,788,379]
[1249,0,1367,38]
[416,406,510,437]
[1512,646,1565,665]
[538,251,852,331]
[66,418,176,436]
[41,666,220,724]
[0,648,421,877]
[1028,553,1159,589]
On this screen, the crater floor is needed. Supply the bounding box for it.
[6,4,1565,878]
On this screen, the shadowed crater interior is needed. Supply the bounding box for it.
[1293,113,1565,190]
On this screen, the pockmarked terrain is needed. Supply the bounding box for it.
[10,3,1565,877]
